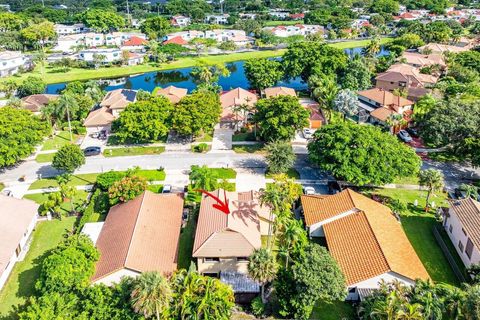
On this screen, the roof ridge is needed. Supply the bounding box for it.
[124,191,147,267]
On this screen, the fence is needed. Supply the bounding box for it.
[432,225,467,283]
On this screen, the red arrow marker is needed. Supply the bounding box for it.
[196,189,230,214]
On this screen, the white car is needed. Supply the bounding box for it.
[162,184,172,193]
[303,128,315,139]
[303,186,315,195]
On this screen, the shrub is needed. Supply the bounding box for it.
[193,143,209,153]
[96,171,126,190]
[251,297,265,317]
[108,175,147,205]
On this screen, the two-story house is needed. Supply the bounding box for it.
[205,14,230,24]
[442,198,480,268]
[171,15,191,27]
[0,51,30,77]
[54,23,87,35]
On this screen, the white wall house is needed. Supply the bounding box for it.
[0,196,38,291]
[171,15,191,27]
[268,10,290,19]
[165,30,205,42]
[204,29,254,45]
[54,34,85,53]
[0,51,30,77]
[205,14,230,24]
[54,23,87,35]
[263,24,324,37]
[443,198,480,268]
[78,48,122,63]
[301,189,430,301]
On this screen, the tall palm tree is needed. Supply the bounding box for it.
[278,218,308,268]
[248,248,277,303]
[308,73,338,122]
[370,291,402,320]
[55,94,79,142]
[131,271,172,320]
[189,165,218,191]
[364,37,381,58]
[418,169,444,211]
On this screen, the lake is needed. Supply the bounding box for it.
[45,46,389,94]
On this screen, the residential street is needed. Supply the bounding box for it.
[422,159,480,190]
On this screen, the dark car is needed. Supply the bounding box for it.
[406,127,419,138]
[83,146,101,156]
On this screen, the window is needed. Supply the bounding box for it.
[237,257,248,262]
[466,238,474,260]
[458,240,464,253]
[203,272,219,278]
[449,225,453,233]
[204,257,219,262]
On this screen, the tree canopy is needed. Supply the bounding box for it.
[0,106,49,168]
[52,144,85,173]
[308,122,421,186]
[78,9,125,33]
[140,16,172,40]
[254,95,309,141]
[244,58,283,91]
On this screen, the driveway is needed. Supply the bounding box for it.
[211,127,233,151]
[235,168,266,192]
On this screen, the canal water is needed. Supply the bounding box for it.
[45,46,389,94]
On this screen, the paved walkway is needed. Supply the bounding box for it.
[211,127,233,151]
[235,168,267,192]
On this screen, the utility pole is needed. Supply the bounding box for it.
[126,0,131,26]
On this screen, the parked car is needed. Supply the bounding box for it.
[162,184,172,193]
[302,128,315,139]
[1,189,12,196]
[406,127,419,138]
[397,130,413,143]
[83,146,101,156]
[303,186,315,195]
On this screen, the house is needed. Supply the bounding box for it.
[0,51,30,78]
[171,15,191,27]
[121,36,148,51]
[83,106,115,134]
[163,36,188,46]
[54,34,86,53]
[54,23,87,35]
[205,14,230,24]
[442,198,480,268]
[99,89,137,117]
[83,33,105,48]
[268,10,290,19]
[263,24,324,38]
[400,52,446,70]
[239,13,257,20]
[264,86,296,98]
[125,52,144,66]
[155,85,188,104]
[21,94,59,114]
[357,88,413,129]
[192,189,271,299]
[375,63,438,101]
[290,13,305,20]
[204,29,254,46]
[299,98,325,129]
[91,191,184,285]
[219,88,258,129]
[300,189,430,301]
[78,48,122,64]
[164,30,205,43]
[0,195,38,290]
[419,42,473,54]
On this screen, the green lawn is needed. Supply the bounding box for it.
[310,300,356,320]
[209,168,237,179]
[194,130,213,142]
[232,132,256,142]
[392,175,419,185]
[23,190,90,214]
[41,131,79,151]
[136,169,166,181]
[0,217,76,317]
[177,208,198,270]
[3,38,391,85]
[29,173,100,190]
[147,184,164,193]
[233,144,265,154]
[266,168,300,179]
[368,188,458,286]
[35,153,56,163]
[0,183,4,191]
[103,146,166,157]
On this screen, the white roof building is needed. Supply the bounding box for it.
[0,51,30,78]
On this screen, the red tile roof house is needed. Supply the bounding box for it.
[121,36,148,52]
[21,94,59,115]
[357,88,414,132]
[192,189,272,300]
[442,198,480,268]
[300,189,430,301]
[219,88,258,130]
[0,195,38,290]
[90,191,184,285]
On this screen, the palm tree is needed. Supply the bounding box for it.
[364,37,381,58]
[131,271,172,320]
[248,248,277,303]
[278,218,308,268]
[443,286,465,320]
[190,165,218,191]
[459,183,479,200]
[370,291,402,320]
[396,303,424,320]
[418,169,444,211]
[386,113,407,134]
[55,94,79,141]
[308,73,338,122]
[463,284,480,320]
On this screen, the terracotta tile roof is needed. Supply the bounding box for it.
[100,89,137,110]
[376,63,438,85]
[220,88,257,122]
[370,106,396,122]
[123,36,147,46]
[419,42,471,54]
[401,52,446,68]
[358,88,413,111]
[93,191,184,281]
[449,198,480,249]
[302,189,430,285]
[193,189,269,257]
[264,86,296,98]
[0,195,38,275]
[83,107,115,127]
[21,94,59,113]
[163,36,188,45]
[156,85,188,104]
